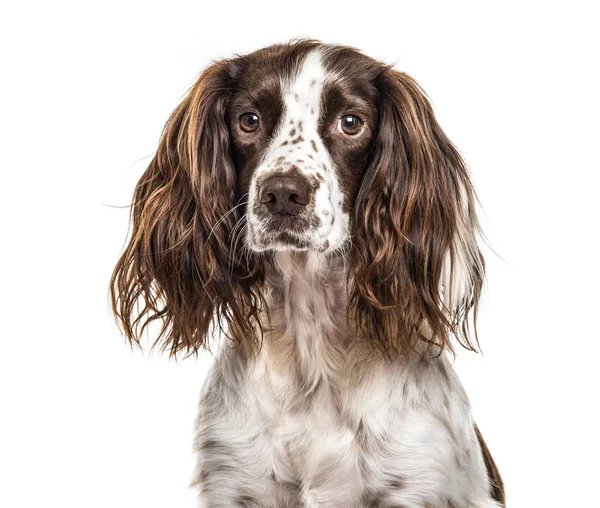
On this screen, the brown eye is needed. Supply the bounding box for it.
[338,115,363,135]
[239,112,260,133]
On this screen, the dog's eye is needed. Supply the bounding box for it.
[338,115,363,135]
[239,113,260,133]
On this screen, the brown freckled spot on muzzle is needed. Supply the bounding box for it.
[289,128,297,136]
[308,214,322,228]
[290,118,295,124]
[311,139,318,152]
[281,140,289,146]
[307,175,322,191]
[288,149,294,153]
[276,156,286,163]
[294,93,299,101]
[310,108,314,115]
[310,79,316,87]
[296,159,304,163]
[292,135,304,144]
[298,120,303,130]
[307,154,314,160]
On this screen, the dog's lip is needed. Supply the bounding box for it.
[248,210,332,252]
[248,227,329,252]
[254,214,316,235]
[251,230,309,247]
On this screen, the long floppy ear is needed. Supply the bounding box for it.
[351,68,484,357]
[110,61,264,357]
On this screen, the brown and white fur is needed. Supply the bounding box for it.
[111,40,505,507]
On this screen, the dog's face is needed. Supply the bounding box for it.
[111,41,484,357]
[227,48,379,253]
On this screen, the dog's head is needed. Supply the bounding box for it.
[111,41,483,357]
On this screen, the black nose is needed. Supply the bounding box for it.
[259,175,311,216]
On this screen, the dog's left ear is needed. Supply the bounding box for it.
[351,68,484,356]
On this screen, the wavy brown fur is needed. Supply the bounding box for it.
[350,68,484,358]
[110,61,265,357]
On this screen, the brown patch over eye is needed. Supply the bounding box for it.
[239,112,260,133]
[338,114,363,135]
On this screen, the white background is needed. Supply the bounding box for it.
[1,1,598,506]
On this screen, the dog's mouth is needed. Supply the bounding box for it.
[247,215,329,253]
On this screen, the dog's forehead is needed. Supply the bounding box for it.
[282,50,325,122]
[230,44,379,125]
[259,50,330,171]
[234,48,327,130]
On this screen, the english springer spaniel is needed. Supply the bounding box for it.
[111,40,505,507]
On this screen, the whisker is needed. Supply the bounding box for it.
[229,218,249,275]
[206,193,249,242]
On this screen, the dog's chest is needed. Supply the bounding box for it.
[197,256,489,505]
[264,375,357,477]
[198,345,490,507]
[257,358,472,506]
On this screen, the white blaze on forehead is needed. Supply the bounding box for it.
[282,49,325,123]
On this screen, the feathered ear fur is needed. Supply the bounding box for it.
[351,68,484,357]
[110,61,264,357]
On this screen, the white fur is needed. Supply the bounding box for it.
[442,182,484,317]
[194,252,501,507]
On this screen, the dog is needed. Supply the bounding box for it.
[111,40,505,507]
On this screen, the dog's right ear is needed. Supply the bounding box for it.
[110,61,264,357]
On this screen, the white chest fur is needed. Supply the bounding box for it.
[194,253,499,508]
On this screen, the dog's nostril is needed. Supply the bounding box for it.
[261,192,277,204]
[259,175,311,216]
[289,192,309,206]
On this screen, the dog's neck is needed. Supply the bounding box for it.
[261,250,353,393]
